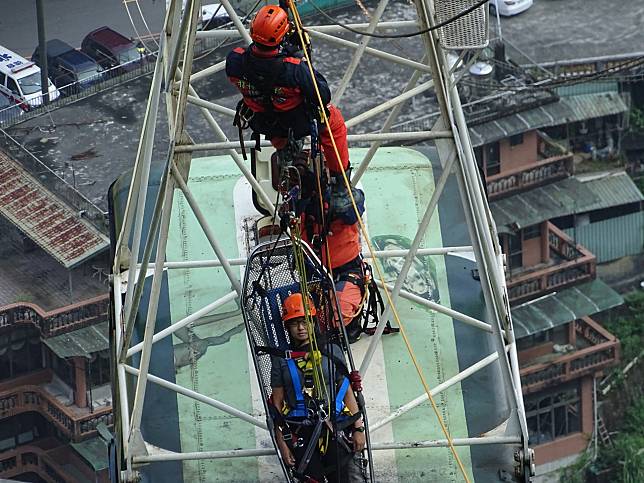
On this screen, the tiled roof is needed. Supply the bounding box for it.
[0,151,108,268]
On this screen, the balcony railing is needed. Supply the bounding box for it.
[0,440,91,483]
[486,153,573,199]
[0,381,112,442]
[0,294,109,337]
[507,223,596,304]
[520,317,620,394]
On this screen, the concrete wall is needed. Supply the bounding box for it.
[501,130,539,173]
[522,236,544,267]
[535,433,588,466]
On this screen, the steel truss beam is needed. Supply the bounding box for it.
[132,435,522,464]
[112,0,531,480]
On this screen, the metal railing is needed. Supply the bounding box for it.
[0,56,156,129]
[486,153,573,199]
[0,20,246,131]
[520,317,619,394]
[0,443,90,483]
[0,295,109,337]
[507,223,596,304]
[0,383,113,442]
[0,129,108,232]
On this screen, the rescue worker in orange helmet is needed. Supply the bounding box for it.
[227,5,364,342]
[225,5,349,174]
[271,293,367,482]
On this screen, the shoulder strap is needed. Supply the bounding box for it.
[286,359,308,417]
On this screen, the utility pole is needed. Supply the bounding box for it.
[36,0,49,105]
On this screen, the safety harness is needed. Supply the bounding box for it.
[256,341,360,482]
[233,47,319,163]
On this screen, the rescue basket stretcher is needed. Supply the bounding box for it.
[241,238,374,482]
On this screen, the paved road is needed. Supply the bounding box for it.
[0,0,166,56]
[495,0,644,64]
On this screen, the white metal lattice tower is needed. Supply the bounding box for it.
[111,0,534,481]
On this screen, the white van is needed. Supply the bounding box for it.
[0,46,59,109]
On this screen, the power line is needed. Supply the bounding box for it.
[460,55,644,93]
[308,0,489,39]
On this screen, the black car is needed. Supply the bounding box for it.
[81,27,145,73]
[32,39,102,95]
[0,93,23,124]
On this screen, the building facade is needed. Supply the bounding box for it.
[473,104,638,477]
[0,146,112,483]
[0,296,112,482]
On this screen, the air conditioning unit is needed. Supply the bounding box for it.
[435,0,489,49]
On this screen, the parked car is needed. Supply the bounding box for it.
[0,45,59,108]
[200,4,231,30]
[32,39,103,96]
[81,27,145,73]
[0,93,23,124]
[489,0,533,16]
[169,1,232,30]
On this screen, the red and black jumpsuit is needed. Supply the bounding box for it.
[226,44,362,330]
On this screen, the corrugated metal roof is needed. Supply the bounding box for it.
[491,177,600,233]
[469,92,628,146]
[42,321,109,358]
[0,151,108,268]
[576,171,644,211]
[512,278,623,338]
[564,211,644,263]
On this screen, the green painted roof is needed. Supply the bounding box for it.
[43,321,109,359]
[71,436,109,471]
[577,171,644,211]
[511,278,623,339]
[469,92,628,146]
[491,177,600,233]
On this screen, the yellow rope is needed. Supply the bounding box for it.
[285,3,471,481]
[291,223,329,407]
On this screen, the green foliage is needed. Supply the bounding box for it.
[630,107,644,132]
[595,399,644,483]
[559,293,644,482]
[604,291,644,361]
[635,175,644,197]
[559,452,592,483]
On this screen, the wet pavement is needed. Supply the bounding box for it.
[0,0,165,56]
[4,0,642,212]
[494,0,644,64]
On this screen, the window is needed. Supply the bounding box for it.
[6,77,19,95]
[526,386,580,445]
[522,224,541,240]
[89,350,111,388]
[509,133,524,147]
[507,233,522,270]
[0,73,6,86]
[46,348,74,388]
[0,327,43,381]
[485,142,500,176]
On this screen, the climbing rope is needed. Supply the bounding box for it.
[290,221,330,407]
[286,2,472,481]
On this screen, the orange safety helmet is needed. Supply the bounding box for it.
[282,293,317,322]
[250,5,290,47]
